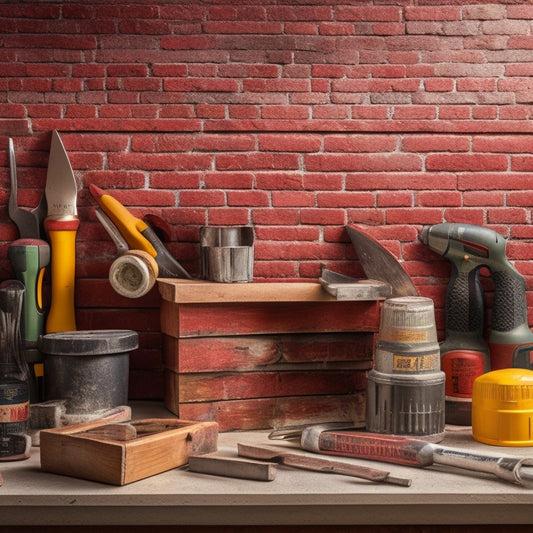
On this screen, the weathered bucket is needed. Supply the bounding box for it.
[366,296,445,442]
[200,226,254,283]
[39,330,138,414]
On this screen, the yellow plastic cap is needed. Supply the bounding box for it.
[472,368,533,446]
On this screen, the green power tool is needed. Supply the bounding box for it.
[421,222,533,425]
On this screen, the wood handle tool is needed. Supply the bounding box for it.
[237,443,411,487]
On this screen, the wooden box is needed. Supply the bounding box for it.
[158,280,382,431]
[40,418,218,485]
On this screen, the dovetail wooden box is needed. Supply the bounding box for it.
[40,418,218,485]
[158,279,382,431]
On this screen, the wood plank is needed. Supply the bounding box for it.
[168,393,367,432]
[163,332,374,373]
[169,369,368,403]
[161,300,381,338]
[157,278,336,304]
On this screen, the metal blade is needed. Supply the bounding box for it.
[346,225,418,297]
[95,208,129,255]
[45,130,78,218]
[8,138,47,239]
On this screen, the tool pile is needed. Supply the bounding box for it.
[3,135,533,493]
[1,133,148,458]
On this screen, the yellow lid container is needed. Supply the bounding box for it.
[472,368,533,446]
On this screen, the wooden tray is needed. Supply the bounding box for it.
[40,418,218,485]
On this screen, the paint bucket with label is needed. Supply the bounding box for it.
[366,296,445,442]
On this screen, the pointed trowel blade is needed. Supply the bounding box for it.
[345,225,418,297]
[45,130,78,218]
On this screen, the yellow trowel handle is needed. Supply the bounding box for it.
[45,217,79,333]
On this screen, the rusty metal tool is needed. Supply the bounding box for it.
[346,224,418,297]
[7,138,51,401]
[237,443,411,486]
[291,425,533,488]
[188,454,277,481]
[44,131,79,333]
[319,268,392,301]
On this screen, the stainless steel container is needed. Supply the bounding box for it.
[200,226,254,283]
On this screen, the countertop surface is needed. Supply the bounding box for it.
[1,402,533,527]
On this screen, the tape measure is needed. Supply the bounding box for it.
[109,250,159,299]
[472,368,533,446]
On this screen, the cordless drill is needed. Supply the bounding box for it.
[421,223,533,425]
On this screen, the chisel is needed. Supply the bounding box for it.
[296,426,533,487]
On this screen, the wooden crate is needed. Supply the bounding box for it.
[40,418,218,485]
[158,279,382,431]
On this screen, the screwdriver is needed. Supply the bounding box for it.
[296,426,533,488]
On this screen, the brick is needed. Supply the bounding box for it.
[272,191,315,207]
[386,208,443,225]
[473,135,533,153]
[442,210,486,226]
[402,134,470,152]
[300,209,346,226]
[377,191,413,207]
[324,134,397,152]
[319,22,355,36]
[253,209,300,226]
[512,156,533,172]
[227,191,270,207]
[488,208,528,224]
[472,106,498,120]
[463,191,504,206]
[207,208,250,226]
[109,152,212,171]
[217,153,299,171]
[373,23,405,36]
[258,133,321,152]
[317,192,375,208]
[459,173,533,191]
[346,173,457,190]
[426,154,508,172]
[303,173,343,191]
[393,106,437,120]
[285,22,319,35]
[255,226,320,241]
[179,190,226,207]
[335,6,401,22]
[424,78,454,92]
[306,153,423,172]
[508,191,533,207]
[405,7,461,21]
[417,191,462,207]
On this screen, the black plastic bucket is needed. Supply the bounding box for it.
[39,330,139,414]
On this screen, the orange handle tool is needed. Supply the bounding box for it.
[45,217,79,333]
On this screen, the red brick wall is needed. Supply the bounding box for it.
[2,1,533,398]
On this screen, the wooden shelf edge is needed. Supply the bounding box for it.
[157,278,337,304]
